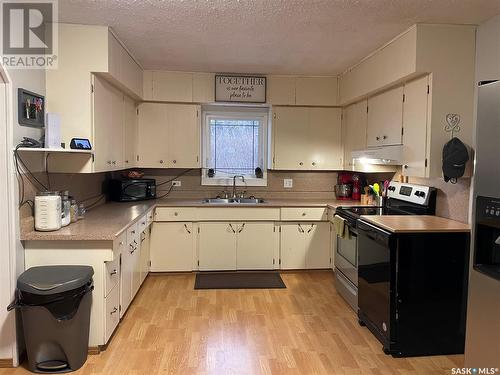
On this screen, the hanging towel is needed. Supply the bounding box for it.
[333,215,350,240]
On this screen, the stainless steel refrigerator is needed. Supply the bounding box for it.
[465,80,500,368]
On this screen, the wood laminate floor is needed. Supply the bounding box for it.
[1,271,463,374]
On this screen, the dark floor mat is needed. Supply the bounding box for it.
[194,272,286,289]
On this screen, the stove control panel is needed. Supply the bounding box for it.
[387,182,434,206]
[476,196,500,219]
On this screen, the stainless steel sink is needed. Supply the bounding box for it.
[202,198,265,204]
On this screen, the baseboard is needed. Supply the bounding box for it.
[88,347,100,355]
[0,358,13,368]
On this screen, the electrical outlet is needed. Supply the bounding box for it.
[283,179,293,188]
[172,181,182,187]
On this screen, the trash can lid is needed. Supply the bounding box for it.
[17,266,94,295]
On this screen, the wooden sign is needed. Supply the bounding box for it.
[215,75,266,103]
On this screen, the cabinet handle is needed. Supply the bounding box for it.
[229,224,236,233]
[174,212,178,216]
[238,223,245,233]
[110,269,117,275]
[376,136,380,141]
[142,221,146,225]
[107,160,112,165]
[172,160,177,164]
[112,161,116,165]
[404,165,409,169]
[383,135,387,140]
[299,162,303,166]
[125,160,129,163]
[297,224,305,233]
[307,224,314,233]
[302,212,306,216]
[110,307,118,315]
[184,224,191,234]
[312,162,316,166]
[119,241,124,246]
[159,160,164,164]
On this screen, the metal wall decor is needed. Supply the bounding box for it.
[445,113,461,138]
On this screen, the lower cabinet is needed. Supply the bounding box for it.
[139,226,151,283]
[150,222,195,272]
[280,222,331,269]
[198,222,238,271]
[104,285,120,343]
[198,222,278,271]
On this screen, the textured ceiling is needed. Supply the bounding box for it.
[59,0,500,75]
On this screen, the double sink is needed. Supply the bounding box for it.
[202,198,266,204]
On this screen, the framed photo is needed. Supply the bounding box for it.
[18,88,45,127]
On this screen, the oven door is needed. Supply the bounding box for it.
[357,219,394,349]
[335,223,358,286]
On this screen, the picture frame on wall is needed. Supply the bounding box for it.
[18,88,45,127]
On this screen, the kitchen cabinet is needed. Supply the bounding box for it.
[152,71,193,102]
[139,226,151,283]
[402,75,430,177]
[120,223,139,317]
[266,76,337,106]
[198,223,237,271]
[198,222,277,271]
[236,223,277,270]
[295,76,338,106]
[267,76,296,105]
[150,222,195,272]
[272,107,342,170]
[280,222,331,269]
[367,86,403,147]
[137,103,201,168]
[193,72,215,103]
[342,100,368,169]
[123,95,138,167]
[92,75,125,172]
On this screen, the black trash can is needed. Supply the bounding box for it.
[8,265,94,373]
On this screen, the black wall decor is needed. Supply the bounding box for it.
[18,88,45,127]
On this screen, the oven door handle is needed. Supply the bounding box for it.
[358,219,392,237]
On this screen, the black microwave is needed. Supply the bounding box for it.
[109,179,156,202]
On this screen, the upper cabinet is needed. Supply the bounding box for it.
[342,100,367,170]
[137,103,201,168]
[143,71,215,103]
[272,106,342,170]
[267,76,338,106]
[366,86,403,147]
[339,24,476,178]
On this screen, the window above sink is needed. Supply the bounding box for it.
[201,105,269,187]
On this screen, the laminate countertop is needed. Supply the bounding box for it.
[21,198,360,241]
[360,215,471,233]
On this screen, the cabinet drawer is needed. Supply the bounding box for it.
[104,285,120,343]
[280,207,327,221]
[113,232,126,260]
[104,257,120,297]
[127,223,139,246]
[138,214,148,233]
[146,209,154,226]
[155,207,198,221]
[197,208,280,221]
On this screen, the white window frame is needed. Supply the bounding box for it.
[201,106,269,187]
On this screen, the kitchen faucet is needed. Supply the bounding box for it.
[232,175,245,198]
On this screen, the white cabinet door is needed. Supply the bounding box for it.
[120,246,133,318]
[198,223,237,271]
[308,107,343,170]
[92,76,114,172]
[273,107,310,170]
[137,103,168,167]
[305,222,331,269]
[166,104,200,168]
[280,223,307,269]
[267,76,296,105]
[139,227,150,283]
[402,75,430,177]
[131,240,141,298]
[110,85,124,170]
[367,86,404,147]
[150,222,194,272]
[123,95,137,168]
[193,73,214,103]
[104,284,120,343]
[152,71,193,102]
[342,100,368,169]
[236,223,276,270]
[295,77,337,106]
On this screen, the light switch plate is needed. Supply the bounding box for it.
[172,181,181,187]
[283,179,293,188]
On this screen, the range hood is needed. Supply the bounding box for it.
[350,145,403,172]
